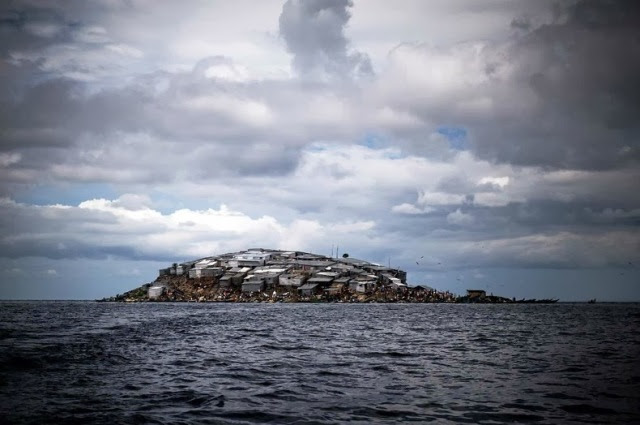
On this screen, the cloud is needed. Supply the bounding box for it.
[361,1,640,171]
[391,203,433,215]
[446,209,475,226]
[279,0,372,79]
[1,140,638,270]
[0,1,638,299]
[0,196,380,262]
[0,153,21,167]
[478,176,509,189]
[472,0,640,170]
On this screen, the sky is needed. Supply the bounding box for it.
[0,0,639,301]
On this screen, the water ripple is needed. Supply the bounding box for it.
[0,302,639,424]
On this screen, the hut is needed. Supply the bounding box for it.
[148,285,165,299]
[324,282,345,295]
[279,272,308,287]
[298,283,320,296]
[467,289,486,299]
[306,276,334,287]
[242,278,265,293]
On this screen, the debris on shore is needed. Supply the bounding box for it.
[99,248,557,304]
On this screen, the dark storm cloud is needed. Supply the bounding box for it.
[0,3,75,53]
[279,0,372,79]
[471,0,640,170]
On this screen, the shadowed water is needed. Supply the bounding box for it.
[0,302,639,424]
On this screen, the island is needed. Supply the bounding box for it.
[101,248,557,303]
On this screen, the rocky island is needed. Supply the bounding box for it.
[102,248,556,303]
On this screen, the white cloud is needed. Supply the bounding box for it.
[106,44,144,58]
[183,95,274,127]
[392,203,433,215]
[418,192,467,207]
[0,196,379,261]
[0,153,21,167]
[204,63,250,82]
[478,176,510,188]
[446,208,474,226]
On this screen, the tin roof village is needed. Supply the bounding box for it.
[104,248,557,303]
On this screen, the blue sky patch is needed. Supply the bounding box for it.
[12,183,117,206]
[358,132,389,150]
[437,126,468,150]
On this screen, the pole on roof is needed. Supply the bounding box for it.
[336,245,339,259]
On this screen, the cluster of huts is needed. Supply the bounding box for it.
[150,249,408,299]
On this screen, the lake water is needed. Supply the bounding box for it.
[0,302,639,424]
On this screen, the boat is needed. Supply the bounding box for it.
[588,298,596,304]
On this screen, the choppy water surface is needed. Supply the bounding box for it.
[0,302,639,424]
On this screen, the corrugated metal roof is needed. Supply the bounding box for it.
[292,260,337,267]
[337,257,371,266]
[307,276,334,283]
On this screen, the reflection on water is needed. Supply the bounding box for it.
[0,302,639,424]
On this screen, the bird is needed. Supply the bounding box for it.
[420,256,424,259]
[416,261,420,265]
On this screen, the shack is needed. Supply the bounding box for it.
[219,273,245,288]
[306,276,334,288]
[467,289,486,299]
[333,276,351,286]
[242,278,265,293]
[298,283,320,296]
[324,282,345,295]
[387,277,407,290]
[279,272,308,287]
[354,281,375,293]
[234,250,273,267]
[148,285,166,299]
[189,267,224,279]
